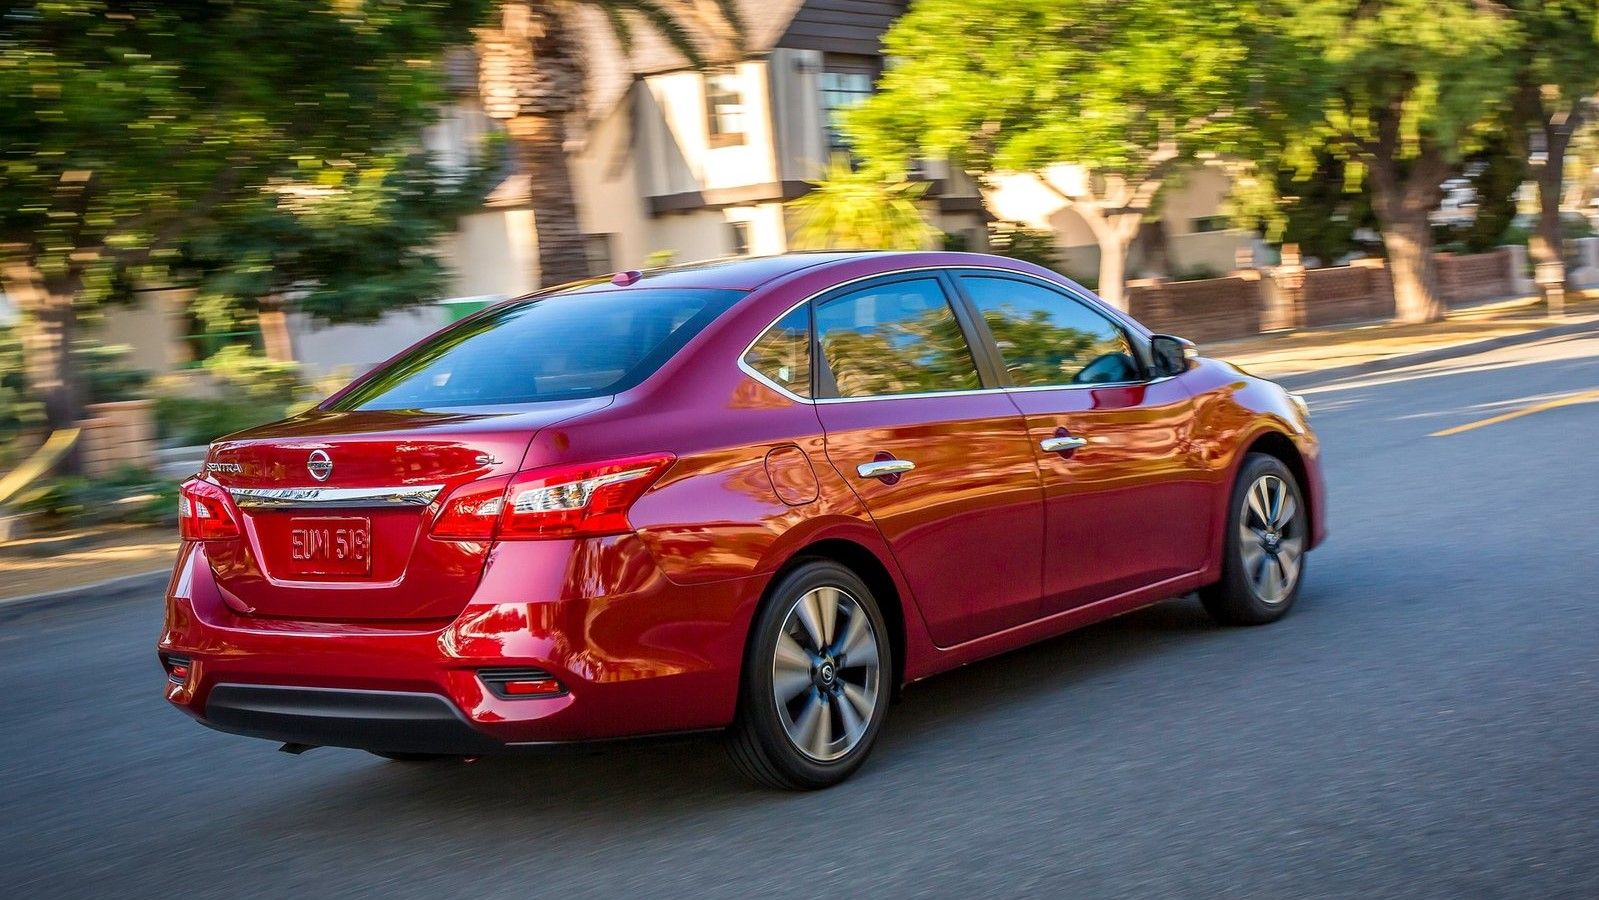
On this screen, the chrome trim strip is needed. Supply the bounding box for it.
[735,264,1171,406]
[229,485,444,510]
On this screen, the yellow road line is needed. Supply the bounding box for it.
[1430,388,1599,437]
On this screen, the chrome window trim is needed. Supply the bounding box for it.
[228,485,444,510]
[735,265,1168,405]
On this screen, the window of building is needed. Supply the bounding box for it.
[584,234,614,277]
[705,70,745,147]
[814,279,981,398]
[728,221,751,256]
[818,71,874,151]
[743,304,811,398]
[1191,215,1231,234]
[958,276,1139,387]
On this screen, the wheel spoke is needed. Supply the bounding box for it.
[837,687,863,741]
[773,633,814,702]
[1247,479,1271,526]
[792,594,826,651]
[1267,477,1285,525]
[813,587,841,648]
[790,692,824,752]
[838,613,878,671]
[841,680,876,729]
[1240,539,1265,575]
[1276,493,1297,529]
[809,696,834,757]
[1277,542,1302,587]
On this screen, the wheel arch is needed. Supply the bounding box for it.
[749,538,908,695]
[1240,429,1315,534]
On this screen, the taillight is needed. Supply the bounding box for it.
[430,475,511,540]
[429,454,673,542]
[178,479,240,541]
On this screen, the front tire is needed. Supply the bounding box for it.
[1200,453,1308,626]
[727,560,892,790]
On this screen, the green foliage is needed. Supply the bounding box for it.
[13,466,177,528]
[74,342,149,404]
[153,348,308,445]
[847,0,1260,179]
[180,148,499,326]
[1457,126,1528,253]
[0,327,42,466]
[988,222,1062,272]
[788,157,937,251]
[0,0,488,297]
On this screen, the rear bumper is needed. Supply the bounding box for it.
[200,684,505,755]
[159,540,766,751]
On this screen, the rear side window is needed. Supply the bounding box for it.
[331,288,743,410]
[814,278,981,398]
[958,276,1140,387]
[744,305,812,398]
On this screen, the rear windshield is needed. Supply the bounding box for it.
[330,288,743,410]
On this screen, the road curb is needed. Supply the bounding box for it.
[1269,316,1599,390]
[0,568,169,613]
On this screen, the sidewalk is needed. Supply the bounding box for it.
[1208,291,1599,382]
[0,525,176,603]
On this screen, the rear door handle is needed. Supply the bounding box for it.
[857,459,915,479]
[1040,435,1088,453]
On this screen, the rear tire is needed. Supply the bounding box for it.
[1200,453,1308,626]
[727,560,892,790]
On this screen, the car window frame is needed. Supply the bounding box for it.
[946,272,1154,389]
[807,271,1000,402]
[736,265,1164,405]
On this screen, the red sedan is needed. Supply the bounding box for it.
[160,251,1325,789]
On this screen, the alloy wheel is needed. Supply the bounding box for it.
[771,585,882,762]
[1239,474,1303,605]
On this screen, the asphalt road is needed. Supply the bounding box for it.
[4,329,1599,899]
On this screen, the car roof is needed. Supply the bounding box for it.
[557,251,913,293]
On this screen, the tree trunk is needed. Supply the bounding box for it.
[1,259,82,436]
[1368,141,1448,324]
[1380,213,1443,324]
[1095,232,1133,310]
[1529,102,1580,315]
[257,295,296,363]
[509,115,591,287]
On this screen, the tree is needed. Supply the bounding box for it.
[180,150,497,362]
[787,157,938,251]
[0,0,485,434]
[473,1,741,289]
[1508,0,1599,309]
[1267,0,1520,323]
[846,0,1258,309]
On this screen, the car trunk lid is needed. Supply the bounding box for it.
[201,402,605,622]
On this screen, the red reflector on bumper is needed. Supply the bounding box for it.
[502,678,563,697]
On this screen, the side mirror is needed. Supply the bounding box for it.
[1149,334,1197,378]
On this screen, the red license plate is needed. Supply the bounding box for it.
[283,517,372,577]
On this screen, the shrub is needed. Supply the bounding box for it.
[13,466,177,530]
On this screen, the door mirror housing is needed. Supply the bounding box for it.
[1149,334,1197,378]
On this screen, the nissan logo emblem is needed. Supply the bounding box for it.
[307,449,333,482]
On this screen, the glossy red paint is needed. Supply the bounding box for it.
[159,251,1326,752]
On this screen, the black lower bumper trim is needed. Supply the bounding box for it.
[202,684,504,755]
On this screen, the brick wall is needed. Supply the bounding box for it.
[1302,259,1394,327]
[1436,248,1511,305]
[1126,273,1263,343]
[77,400,156,477]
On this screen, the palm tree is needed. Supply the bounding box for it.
[788,156,939,252]
[475,1,740,288]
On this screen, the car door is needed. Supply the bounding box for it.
[952,272,1211,614]
[810,273,1046,646]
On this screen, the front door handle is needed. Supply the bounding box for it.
[1040,435,1088,453]
[857,459,915,479]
